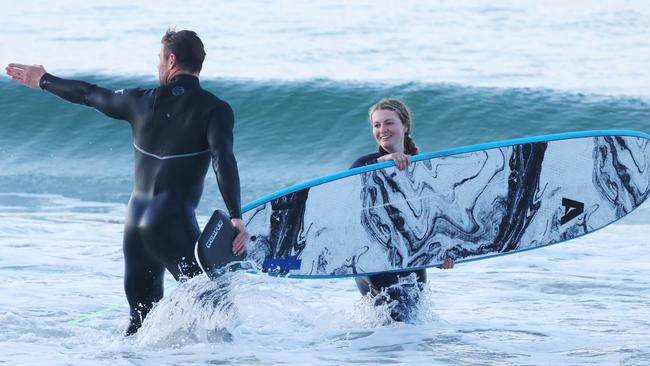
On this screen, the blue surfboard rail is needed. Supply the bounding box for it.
[242,130,650,213]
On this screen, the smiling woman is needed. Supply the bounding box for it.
[350,98,455,321]
[371,98,419,170]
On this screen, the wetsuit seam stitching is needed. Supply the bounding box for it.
[133,143,210,160]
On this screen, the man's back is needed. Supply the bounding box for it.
[39,72,237,207]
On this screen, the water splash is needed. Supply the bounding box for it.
[135,275,236,347]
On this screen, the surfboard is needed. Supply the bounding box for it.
[195,130,650,279]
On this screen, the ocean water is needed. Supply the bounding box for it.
[2,1,650,365]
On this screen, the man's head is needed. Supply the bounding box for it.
[158,29,206,85]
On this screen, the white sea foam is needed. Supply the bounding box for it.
[0,193,649,364]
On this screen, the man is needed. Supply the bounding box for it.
[5,29,249,335]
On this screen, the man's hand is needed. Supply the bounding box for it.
[5,63,47,88]
[231,218,249,256]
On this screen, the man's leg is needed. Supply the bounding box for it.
[140,208,203,281]
[123,222,165,336]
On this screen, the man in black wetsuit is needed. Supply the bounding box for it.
[6,29,249,335]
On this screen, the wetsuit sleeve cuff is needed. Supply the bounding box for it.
[39,73,55,90]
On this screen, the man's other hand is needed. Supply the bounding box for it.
[231,218,249,256]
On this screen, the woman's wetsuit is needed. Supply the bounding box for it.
[39,73,242,334]
[351,148,426,320]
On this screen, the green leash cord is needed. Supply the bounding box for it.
[68,283,178,325]
[68,302,129,325]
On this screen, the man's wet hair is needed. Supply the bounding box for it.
[161,29,206,73]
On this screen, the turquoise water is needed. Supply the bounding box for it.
[2,1,650,365]
[2,78,649,214]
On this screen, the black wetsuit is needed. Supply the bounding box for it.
[39,73,241,334]
[351,148,426,320]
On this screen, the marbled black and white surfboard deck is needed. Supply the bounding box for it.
[225,131,650,278]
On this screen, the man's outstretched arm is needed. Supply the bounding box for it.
[207,102,249,256]
[6,63,136,121]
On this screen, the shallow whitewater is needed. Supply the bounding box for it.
[1,193,648,365]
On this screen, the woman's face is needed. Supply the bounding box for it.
[371,109,406,153]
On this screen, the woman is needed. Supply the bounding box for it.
[351,98,454,321]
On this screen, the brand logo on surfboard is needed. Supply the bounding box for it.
[205,220,223,249]
[262,256,302,272]
[560,197,584,225]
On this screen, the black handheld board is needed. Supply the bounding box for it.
[194,210,244,279]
